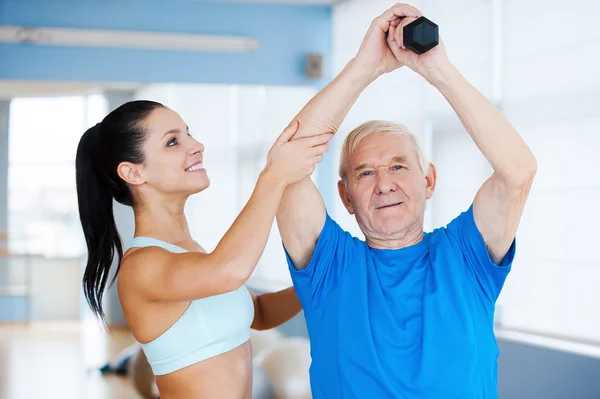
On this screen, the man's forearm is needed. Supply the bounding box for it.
[290,58,378,140]
[430,62,537,186]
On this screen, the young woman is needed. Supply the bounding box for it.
[75,100,331,398]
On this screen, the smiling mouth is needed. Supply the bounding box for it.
[376,202,403,210]
[185,162,204,172]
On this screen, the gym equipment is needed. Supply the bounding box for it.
[255,337,312,399]
[99,343,138,375]
[403,16,439,54]
[250,328,285,361]
[252,363,275,399]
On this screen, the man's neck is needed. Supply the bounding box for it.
[365,219,425,250]
[366,230,425,250]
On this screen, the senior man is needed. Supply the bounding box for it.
[276,3,537,399]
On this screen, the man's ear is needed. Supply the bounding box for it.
[117,162,146,186]
[337,179,355,215]
[425,162,437,199]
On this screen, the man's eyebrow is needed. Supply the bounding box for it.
[354,163,369,172]
[353,155,408,172]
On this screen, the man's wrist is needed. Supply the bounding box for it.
[344,57,381,87]
[423,60,459,89]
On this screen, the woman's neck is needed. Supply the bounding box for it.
[133,199,192,243]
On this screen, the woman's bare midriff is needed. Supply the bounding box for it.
[119,246,256,399]
[154,340,254,399]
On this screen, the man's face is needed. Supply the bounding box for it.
[338,132,436,242]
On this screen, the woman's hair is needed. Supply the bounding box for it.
[75,100,164,322]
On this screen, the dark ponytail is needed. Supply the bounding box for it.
[75,100,164,322]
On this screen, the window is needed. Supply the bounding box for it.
[8,94,108,257]
[135,84,318,287]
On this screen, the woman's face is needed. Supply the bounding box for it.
[137,106,210,198]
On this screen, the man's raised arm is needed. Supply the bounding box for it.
[277,4,423,269]
[388,14,537,265]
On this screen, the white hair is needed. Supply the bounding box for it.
[338,120,428,180]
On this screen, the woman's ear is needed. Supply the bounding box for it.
[117,162,146,186]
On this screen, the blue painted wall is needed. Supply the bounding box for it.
[0,0,331,86]
[0,296,29,321]
[0,100,9,288]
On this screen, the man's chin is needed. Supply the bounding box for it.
[377,217,410,234]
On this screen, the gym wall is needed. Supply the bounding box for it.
[0,0,331,86]
[0,0,332,323]
[327,0,600,398]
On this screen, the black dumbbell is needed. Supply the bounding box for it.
[403,16,439,54]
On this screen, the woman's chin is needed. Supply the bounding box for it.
[192,178,210,194]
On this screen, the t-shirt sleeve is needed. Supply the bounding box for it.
[445,203,516,302]
[283,212,355,312]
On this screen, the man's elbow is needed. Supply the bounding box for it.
[502,156,537,190]
[295,117,339,138]
[521,152,538,179]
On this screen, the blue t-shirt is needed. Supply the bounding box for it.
[285,205,515,399]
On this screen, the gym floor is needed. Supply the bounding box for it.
[0,321,143,398]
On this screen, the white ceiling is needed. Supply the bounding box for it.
[195,0,345,3]
[0,81,144,100]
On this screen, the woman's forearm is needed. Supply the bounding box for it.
[211,171,286,287]
[252,286,302,330]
